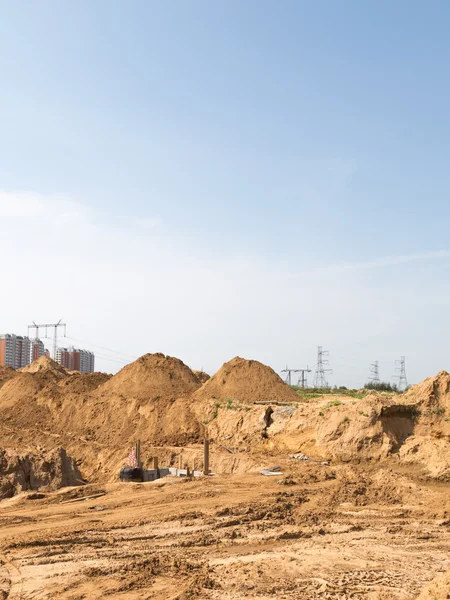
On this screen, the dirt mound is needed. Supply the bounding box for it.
[0,446,82,500]
[416,569,450,599]
[195,357,300,404]
[57,372,111,395]
[97,353,201,401]
[21,355,68,376]
[331,466,410,506]
[0,366,17,388]
[0,357,70,411]
[388,371,450,479]
[193,370,210,384]
[402,370,450,410]
[0,353,204,482]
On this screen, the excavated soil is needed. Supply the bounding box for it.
[2,356,450,481]
[21,357,68,376]
[0,366,16,388]
[195,357,300,404]
[1,356,450,597]
[193,370,211,384]
[0,447,82,500]
[0,464,449,599]
[98,353,201,401]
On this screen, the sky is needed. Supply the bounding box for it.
[1,1,450,387]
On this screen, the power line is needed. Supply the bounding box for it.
[297,366,312,388]
[369,360,380,384]
[281,365,300,386]
[64,336,138,361]
[393,356,408,391]
[314,346,332,388]
[28,320,66,360]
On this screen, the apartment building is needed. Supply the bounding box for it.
[30,338,46,362]
[56,346,95,373]
[0,334,31,369]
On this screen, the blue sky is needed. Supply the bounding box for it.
[1,1,450,386]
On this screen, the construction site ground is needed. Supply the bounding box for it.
[1,457,450,600]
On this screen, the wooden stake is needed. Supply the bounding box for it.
[136,440,141,468]
[204,438,210,476]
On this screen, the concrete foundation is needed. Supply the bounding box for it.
[141,467,202,482]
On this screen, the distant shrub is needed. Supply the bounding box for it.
[364,381,399,392]
[325,400,342,409]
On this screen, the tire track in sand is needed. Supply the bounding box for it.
[0,554,23,599]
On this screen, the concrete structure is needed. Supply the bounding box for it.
[56,346,95,373]
[0,334,31,369]
[141,468,202,482]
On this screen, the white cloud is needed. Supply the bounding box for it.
[117,216,163,231]
[2,190,450,389]
[0,191,90,223]
[288,250,450,278]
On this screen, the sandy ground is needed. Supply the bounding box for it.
[0,461,450,600]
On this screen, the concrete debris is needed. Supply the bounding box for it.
[260,466,283,476]
[290,453,309,461]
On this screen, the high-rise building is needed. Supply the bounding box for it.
[56,346,95,373]
[30,339,46,362]
[0,334,31,369]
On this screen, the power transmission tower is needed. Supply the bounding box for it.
[281,365,300,386]
[369,360,380,384]
[314,346,332,388]
[297,367,312,388]
[27,320,67,360]
[394,356,408,391]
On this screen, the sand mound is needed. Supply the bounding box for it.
[0,366,17,388]
[0,357,69,410]
[98,353,201,401]
[195,357,300,404]
[0,353,204,482]
[193,370,210,384]
[402,370,450,410]
[0,446,82,500]
[387,371,450,478]
[416,569,450,599]
[331,466,411,506]
[22,356,68,376]
[58,372,111,395]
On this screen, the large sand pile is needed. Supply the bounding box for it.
[21,356,67,376]
[0,366,17,389]
[193,370,210,384]
[0,446,82,499]
[97,352,201,401]
[393,371,450,479]
[200,392,421,462]
[0,356,70,410]
[401,370,450,410]
[3,351,450,484]
[195,357,300,404]
[0,353,205,482]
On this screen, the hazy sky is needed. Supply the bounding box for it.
[1,1,450,386]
